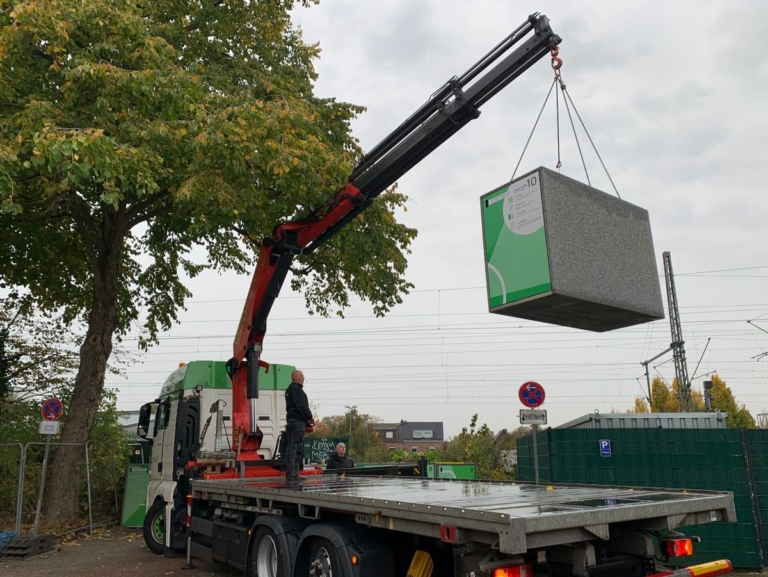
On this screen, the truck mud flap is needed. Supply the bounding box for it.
[212,520,249,570]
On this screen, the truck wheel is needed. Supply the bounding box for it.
[308,538,343,577]
[250,526,285,577]
[143,500,166,555]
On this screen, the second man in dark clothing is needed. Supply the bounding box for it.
[326,442,355,470]
[284,369,313,485]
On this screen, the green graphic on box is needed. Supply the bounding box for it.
[480,172,551,308]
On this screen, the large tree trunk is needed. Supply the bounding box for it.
[43,207,125,522]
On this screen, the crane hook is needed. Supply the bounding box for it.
[550,46,563,72]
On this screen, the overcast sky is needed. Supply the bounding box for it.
[109,0,768,437]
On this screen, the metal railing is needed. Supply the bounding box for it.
[5,442,93,536]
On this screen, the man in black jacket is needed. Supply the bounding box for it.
[326,442,355,470]
[284,369,313,485]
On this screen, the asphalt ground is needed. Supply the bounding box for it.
[0,526,237,577]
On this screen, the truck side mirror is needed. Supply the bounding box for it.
[137,403,152,439]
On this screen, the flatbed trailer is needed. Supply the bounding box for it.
[187,475,736,576]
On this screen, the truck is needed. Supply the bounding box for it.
[136,13,737,577]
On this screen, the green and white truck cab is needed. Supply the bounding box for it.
[136,360,295,553]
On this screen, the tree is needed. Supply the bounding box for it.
[0,1,415,519]
[708,374,755,428]
[629,375,755,429]
[493,426,532,451]
[442,414,513,481]
[0,296,85,406]
[629,397,650,413]
[629,377,706,413]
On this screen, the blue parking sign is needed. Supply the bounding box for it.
[599,439,611,457]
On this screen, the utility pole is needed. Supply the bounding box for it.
[641,345,673,407]
[663,252,692,411]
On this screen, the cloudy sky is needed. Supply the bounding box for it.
[110,0,768,437]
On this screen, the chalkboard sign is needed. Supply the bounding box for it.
[303,437,349,464]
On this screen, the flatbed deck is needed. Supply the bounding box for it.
[192,476,736,555]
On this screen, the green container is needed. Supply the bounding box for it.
[427,463,477,480]
[128,440,151,464]
[121,464,150,527]
[479,168,663,332]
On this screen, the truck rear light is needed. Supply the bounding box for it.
[648,559,733,577]
[493,565,533,577]
[662,538,694,557]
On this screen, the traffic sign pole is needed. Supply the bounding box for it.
[518,382,545,485]
[33,398,64,536]
[33,434,51,536]
[532,425,539,485]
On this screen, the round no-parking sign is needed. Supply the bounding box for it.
[41,398,64,421]
[518,381,546,408]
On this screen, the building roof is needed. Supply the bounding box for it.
[373,421,444,441]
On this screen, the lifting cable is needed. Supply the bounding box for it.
[511,45,621,199]
[510,77,556,181]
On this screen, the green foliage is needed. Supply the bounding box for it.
[1,0,417,520]
[310,407,388,463]
[0,297,129,524]
[442,414,514,481]
[0,296,85,406]
[0,391,130,526]
[0,0,417,346]
[388,448,411,463]
[629,397,651,413]
[628,375,755,428]
[708,374,756,428]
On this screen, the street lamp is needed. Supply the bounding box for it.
[344,405,356,432]
[345,405,356,452]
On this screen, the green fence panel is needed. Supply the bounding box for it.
[517,427,766,569]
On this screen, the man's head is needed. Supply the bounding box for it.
[291,370,305,385]
[336,442,346,457]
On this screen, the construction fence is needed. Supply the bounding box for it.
[517,427,768,569]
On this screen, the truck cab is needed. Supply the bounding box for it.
[136,360,296,553]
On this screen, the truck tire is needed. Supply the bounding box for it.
[249,526,287,577]
[307,538,344,577]
[143,500,166,555]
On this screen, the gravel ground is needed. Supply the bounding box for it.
[0,526,238,577]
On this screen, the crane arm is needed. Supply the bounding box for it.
[227,13,561,444]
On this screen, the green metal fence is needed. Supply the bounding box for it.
[517,428,767,569]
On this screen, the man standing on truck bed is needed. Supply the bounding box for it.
[284,369,313,486]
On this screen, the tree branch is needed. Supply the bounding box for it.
[126,190,166,223]
[127,199,172,229]
[290,264,315,276]
[68,201,99,265]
